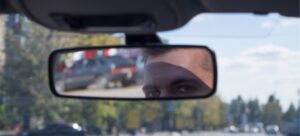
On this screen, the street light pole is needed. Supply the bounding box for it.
[297,89,300,135]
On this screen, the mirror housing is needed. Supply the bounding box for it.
[48,45,218,100]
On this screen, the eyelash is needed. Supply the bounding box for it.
[174,84,196,94]
[146,89,160,97]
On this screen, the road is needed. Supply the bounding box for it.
[117,131,283,136]
[61,85,145,98]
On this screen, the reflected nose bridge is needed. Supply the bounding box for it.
[146,73,170,97]
[159,88,170,97]
[147,70,168,83]
[144,62,186,97]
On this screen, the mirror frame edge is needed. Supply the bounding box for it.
[48,44,218,100]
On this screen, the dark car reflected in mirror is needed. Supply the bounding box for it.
[49,45,217,100]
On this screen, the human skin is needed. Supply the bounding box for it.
[142,48,213,98]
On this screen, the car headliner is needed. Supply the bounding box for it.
[0,0,298,33]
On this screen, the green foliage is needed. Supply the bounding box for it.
[262,95,282,125]
[229,95,245,125]
[142,102,162,123]
[200,96,222,128]
[176,101,197,118]
[247,99,262,123]
[282,103,296,122]
[0,15,122,130]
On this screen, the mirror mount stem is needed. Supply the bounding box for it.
[125,33,162,45]
[0,0,17,14]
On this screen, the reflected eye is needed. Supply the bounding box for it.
[178,86,189,93]
[143,87,160,98]
[173,84,196,94]
[146,90,160,98]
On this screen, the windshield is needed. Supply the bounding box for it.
[0,13,299,136]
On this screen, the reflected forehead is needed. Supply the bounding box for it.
[146,48,205,68]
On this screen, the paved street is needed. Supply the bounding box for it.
[118,131,283,136]
[61,85,145,98]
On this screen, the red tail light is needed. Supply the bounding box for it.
[111,67,136,74]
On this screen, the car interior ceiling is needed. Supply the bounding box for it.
[0,0,298,33]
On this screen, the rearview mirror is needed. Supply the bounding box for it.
[49,45,217,100]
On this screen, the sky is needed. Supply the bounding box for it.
[158,13,300,111]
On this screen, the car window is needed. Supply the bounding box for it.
[98,58,108,65]
[46,124,73,131]
[72,61,84,70]
[86,59,96,67]
[0,14,299,136]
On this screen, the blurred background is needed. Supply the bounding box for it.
[0,13,299,136]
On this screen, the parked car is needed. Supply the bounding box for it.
[85,125,102,135]
[224,125,239,133]
[281,118,300,136]
[54,55,137,92]
[249,122,264,133]
[26,123,85,136]
[265,125,280,135]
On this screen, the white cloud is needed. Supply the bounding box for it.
[218,44,300,110]
[260,20,274,29]
[221,44,300,70]
[242,44,300,63]
[279,18,300,27]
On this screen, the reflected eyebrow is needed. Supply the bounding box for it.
[170,78,199,86]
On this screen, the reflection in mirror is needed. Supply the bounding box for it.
[51,46,216,99]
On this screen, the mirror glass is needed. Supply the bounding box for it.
[50,46,216,99]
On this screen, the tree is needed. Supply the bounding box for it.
[174,101,197,130]
[262,95,282,125]
[228,95,246,125]
[142,101,162,132]
[1,15,121,130]
[282,103,296,122]
[247,99,262,123]
[219,102,229,128]
[199,96,222,129]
